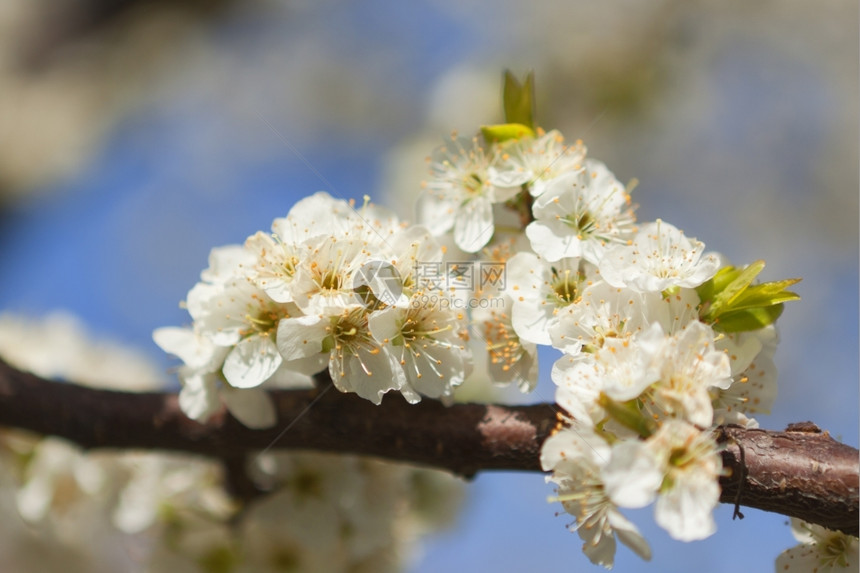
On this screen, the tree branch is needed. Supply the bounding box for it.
[0,359,856,535]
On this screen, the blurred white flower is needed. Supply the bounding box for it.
[775,519,858,572]
[493,129,587,198]
[625,420,722,542]
[473,295,539,393]
[0,312,165,391]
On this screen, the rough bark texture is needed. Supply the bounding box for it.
[0,359,856,536]
[717,423,858,535]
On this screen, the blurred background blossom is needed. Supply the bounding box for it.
[0,1,856,571]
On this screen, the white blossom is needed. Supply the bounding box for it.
[548,281,650,356]
[274,191,402,247]
[277,308,400,404]
[525,159,637,264]
[287,233,374,314]
[246,192,404,304]
[601,420,722,542]
[599,219,720,292]
[153,327,284,428]
[368,300,472,400]
[112,453,234,534]
[492,129,587,198]
[504,252,596,346]
[418,134,523,252]
[647,320,732,428]
[541,424,651,568]
[181,246,302,391]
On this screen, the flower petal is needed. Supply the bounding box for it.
[223,335,283,389]
[453,197,494,252]
[220,385,277,429]
[277,314,329,361]
[177,371,221,422]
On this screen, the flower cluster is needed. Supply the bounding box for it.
[415,120,799,567]
[155,192,474,423]
[151,83,810,569]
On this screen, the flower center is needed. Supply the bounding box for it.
[550,267,583,305]
[822,533,853,567]
[561,209,597,238]
[241,295,291,337]
[484,311,526,372]
[463,172,484,195]
[320,270,341,291]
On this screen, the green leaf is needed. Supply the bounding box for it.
[480,123,535,143]
[698,261,801,332]
[710,265,744,293]
[713,304,785,333]
[696,265,738,306]
[503,70,535,129]
[723,280,801,313]
[703,261,765,321]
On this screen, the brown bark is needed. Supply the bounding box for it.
[0,359,856,536]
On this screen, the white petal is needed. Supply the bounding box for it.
[607,510,652,561]
[276,314,329,360]
[654,477,719,541]
[602,440,662,508]
[453,197,494,252]
[280,353,329,376]
[487,167,533,188]
[525,221,582,262]
[265,360,316,389]
[416,192,456,236]
[353,261,406,308]
[275,191,348,242]
[185,282,245,345]
[200,245,254,283]
[178,371,221,422]
[504,252,545,295]
[335,347,397,404]
[511,302,553,345]
[403,344,466,398]
[222,335,283,389]
[220,385,277,429]
[153,327,217,370]
[579,522,618,568]
[551,356,606,427]
[367,307,403,344]
[540,424,610,471]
